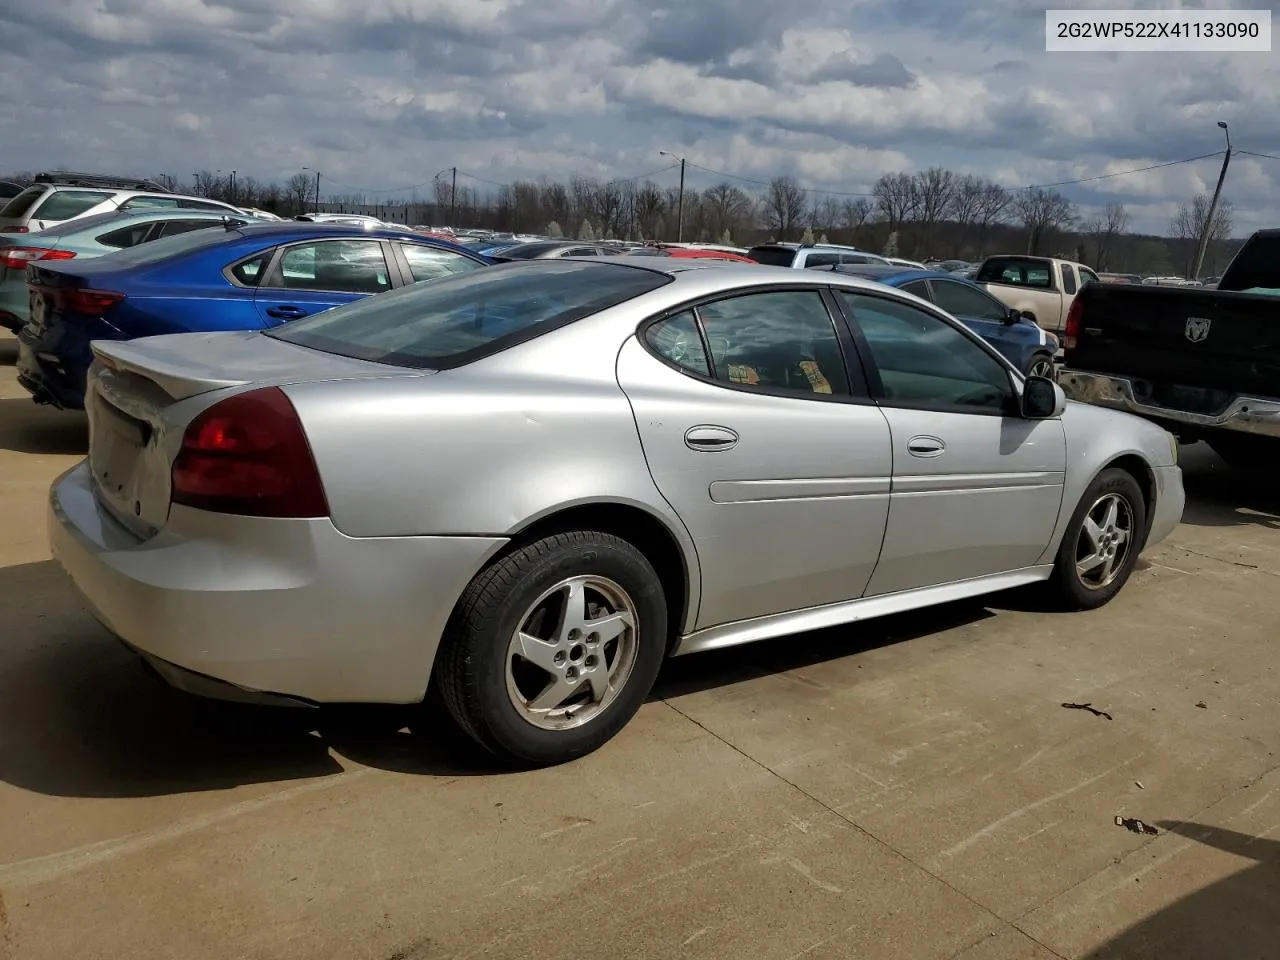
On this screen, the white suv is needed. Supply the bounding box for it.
[746,242,891,269]
[0,172,242,235]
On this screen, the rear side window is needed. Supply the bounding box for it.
[746,246,797,267]
[899,280,932,299]
[230,254,270,286]
[1,186,46,218]
[1060,263,1077,295]
[267,260,671,369]
[32,190,113,221]
[976,257,1054,288]
[98,223,154,248]
[155,219,226,239]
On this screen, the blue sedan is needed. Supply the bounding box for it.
[18,222,492,408]
[825,264,1059,378]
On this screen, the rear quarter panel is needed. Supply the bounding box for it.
[281,307,701,600]
[107,244,268,336]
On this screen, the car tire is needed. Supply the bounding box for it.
[1206,434,1280,469]
[1025,352,1057,381]
[436,530,668,766]
[1049,468,1147,611]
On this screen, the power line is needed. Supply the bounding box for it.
[1006,151,1225,190]
[1239,148,1280,162]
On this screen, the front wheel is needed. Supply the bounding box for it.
[1024,352,1057,381]
[1049,468,1147,610]
[436,531,668,765]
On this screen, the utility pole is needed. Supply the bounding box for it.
[1193,121,1231,281]
[450,166,458,227]
[314,169,321,213]
[659,151,687,241]
[230,169,237,205]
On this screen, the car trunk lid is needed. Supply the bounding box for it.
[86,332,431,537]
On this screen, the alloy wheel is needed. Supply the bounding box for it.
[505,575,639,731]
[1074,492,1135,589]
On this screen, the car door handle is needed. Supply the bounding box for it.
[266,305,307,319]
[907,435,946,458]
[684,425,739,452]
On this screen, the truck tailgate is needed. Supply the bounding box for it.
[1069,284,1280,400]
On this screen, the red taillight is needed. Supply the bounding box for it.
[1,247,76,270]
[1063,297,1083,352]
[171,387,330,518]
[62,288,124,315]
[0,226,30,234]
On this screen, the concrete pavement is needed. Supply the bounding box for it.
[1,331,1277,959]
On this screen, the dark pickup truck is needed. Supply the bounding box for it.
[1059,229,1280,467]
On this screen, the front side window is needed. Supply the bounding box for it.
[930,279,1008,321]
[696,291,850,396]
[267,260,671,369]
[275,240,391,294]
[1060,263,1078,294]
[841,292,1014,414]
[31,190,112,221]
[645,311,710,376]
[399,243,483,283]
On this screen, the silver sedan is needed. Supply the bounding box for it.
[49,259,1184,764]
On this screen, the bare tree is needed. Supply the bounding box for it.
[154,173,179,192]
[1013,187,1075,255]
[910,167,956,250]
[632,181,665,240]
[810,196,841,232]
[590,180,625,238]
[840,198,873,244]
[702,182,752,241]
[946,175,986,256]
[973,181,1012,258]
[285,172,314,214]
[192,169,221,198]
[1170,193,1233,277]
[1083,202,1131,271]
[873,172,916,232]
[763,176,807,240]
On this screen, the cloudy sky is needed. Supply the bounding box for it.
[3,0,1278,235]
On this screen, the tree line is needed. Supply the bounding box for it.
[5,166,1241,277]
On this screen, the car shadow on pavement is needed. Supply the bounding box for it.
[0,397,88,456]
[653,600,995,700]
[0,560,511,799]
[0,335,16,365]
[1081,821,1280,959]
[1177,443,1280,530]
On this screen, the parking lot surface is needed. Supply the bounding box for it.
[1,331,1277,960]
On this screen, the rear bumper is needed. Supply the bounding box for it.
[1060,369,1280,439]
[16,325,90,408]
[49,462,508,703]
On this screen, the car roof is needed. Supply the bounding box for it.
[823,264,969,285]
[748,242,874,253]
[561,256,910,292]
[25,207,253,238]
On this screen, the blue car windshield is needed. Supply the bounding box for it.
[267,260,671,369]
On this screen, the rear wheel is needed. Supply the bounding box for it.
[1207,434,1280,469]
[1025,352,1057,380]
[1049,468,1146,610]
[436,531,667,765]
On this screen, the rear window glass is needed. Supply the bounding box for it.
[1219,234,1280,292]
[21,209,127,238]
[267,260,671,369]
[976,258,1054,288]
[1,186,47,219]
[746,246,797,267]
[32,190,113,221]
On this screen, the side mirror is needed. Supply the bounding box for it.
[1021,376,1065,419]
[1003,307,1020,325]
